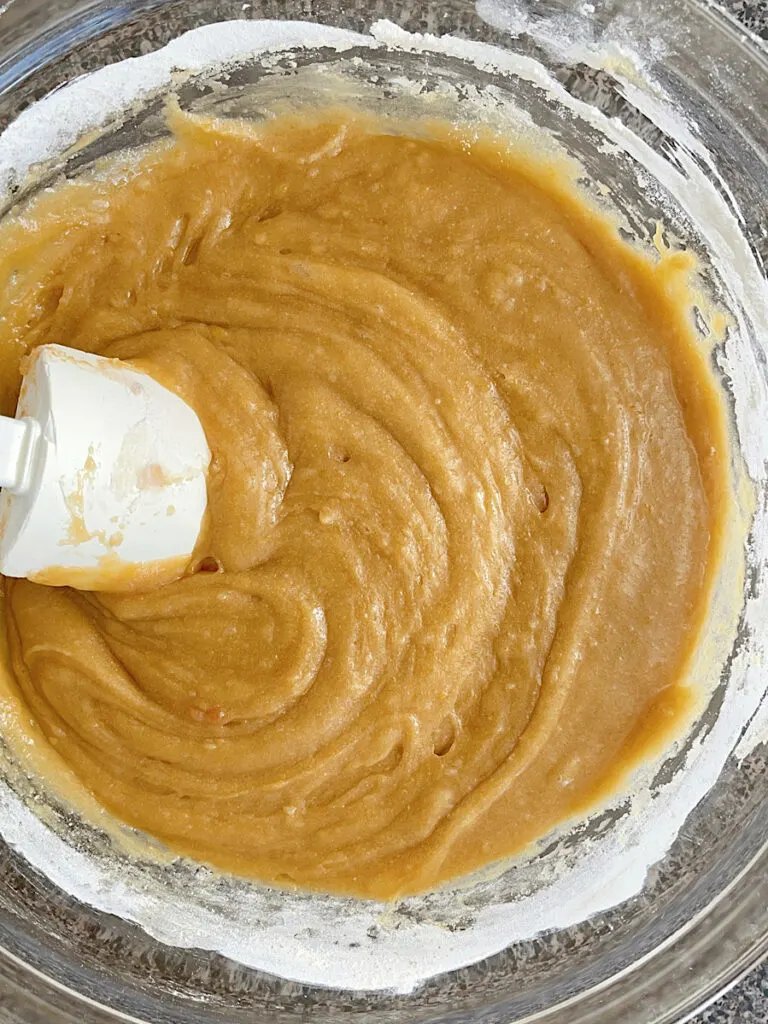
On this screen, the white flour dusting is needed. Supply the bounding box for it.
[0,9,765,995]
[0,21,373,194]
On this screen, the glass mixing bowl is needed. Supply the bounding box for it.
[0,0,765,1021]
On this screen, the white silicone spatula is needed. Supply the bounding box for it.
[0,344,210,591]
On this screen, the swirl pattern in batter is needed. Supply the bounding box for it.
[0,110,728,898]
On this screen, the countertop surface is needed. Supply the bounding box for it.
[693,5,767,1020]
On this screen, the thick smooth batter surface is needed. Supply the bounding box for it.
[0,110,727,898]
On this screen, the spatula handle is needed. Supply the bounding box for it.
[0,415,41,493]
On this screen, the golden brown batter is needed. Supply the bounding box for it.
[0,109,728,898]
